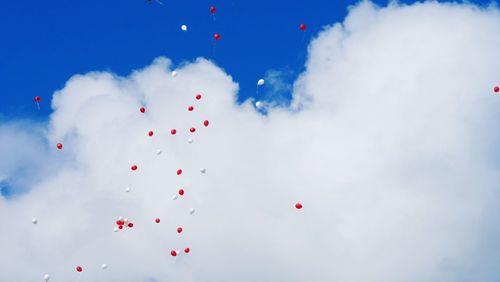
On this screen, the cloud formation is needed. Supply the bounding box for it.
[2,1,500,281]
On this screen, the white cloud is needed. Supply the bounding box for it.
[2,1,500,281]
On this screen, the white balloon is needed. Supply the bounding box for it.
[187,138,193,144]
[124,218,129,223]
[255,101,263,108]
[32,218,38,224]
[118,216,124,220]
[172,195,179,200]
[101,264,108,270]
[125,187,131,192]
[189,208,195,215]
[113,227,119,232]
[44,274,50,281]
[257,79,265,86]
[156,149,163,155]
[181,25,188,31]
[171,71,177,77]
[200,168,206,174]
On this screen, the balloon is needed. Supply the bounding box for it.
[131,165,138,171]
[257,79,265,86]
[125,187,131,192]
[181,25,188,31]
[148,131,154,137]
[189,208,195,215]
[32,218,38,224]
[295,203,303,209]
[155,218,160,223]
[177,227,183,233]
[140,107,145,113]
[171,71,177,77]
[494,86,499,93]
[214,33,221,41]
[200,168,206,174]
[203,120,209,127]
[255,101,263,108]
[156,149,163,155]
[184,247,190,253]
[101,264,108,270]
[127,223,134,228]
[196,94,202,100]
[118,225,123,230]
[113,227,119,232]
[44,274,50,281]
[178,189,185,196]
[56,143,63,150]
[172,195,179,200]
[35,96,41,102]
[118,216,124,220]
[188,106,194,111]
[190,127,196,133]
[210,6,216,13]
[171,129,177,135]
[76,266,83,272]
[170,250,177,257]
[177,169,183,175]
[187,138,193,144]
[299,23,306,31]
[116,220,124,226]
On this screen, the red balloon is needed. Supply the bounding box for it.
[116,220,124,226]
[118,225,123,230]
[76,266,83,272]
[131,165,138,171]
[140,107,145,113]
[56,143,63,150]
[203,120,209,127]
[178,189,185,196]
[34,96,41,102]
[128,222,134,228]
[299,23,306,31]
[295,203,303,209]
[170,250,177,257]
[148,130,154,137]
[155,218,160,223]
[214,33,221,41]
[171,129,177,135]
[494,86,499,93]
[184,247,190,253]
[190,127,196,133]
[177,169,183,175]
[210,6,216,13]
[188,106,194,111]
[177,227,183,233]
[196,94,202,100]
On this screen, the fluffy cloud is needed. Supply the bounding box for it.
[2,1,500,281]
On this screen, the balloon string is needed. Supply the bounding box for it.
[36,102,40,110]
[155,0,164,4]
[212,14,216,21]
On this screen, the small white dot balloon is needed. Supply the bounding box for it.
[44,274,50,281]
[101,264,108,270]
[255,101,263,109]
[171,71,177,77]
[200,168,206,174]
[187,138,193,144]
[125,187,131,192]
[156,149,163,155]
[189,208,195,215]
[172,195,179,200]
[181,25,187,31]
[113,227,119,232]
[32,218,38,224]
[257,79,265,86]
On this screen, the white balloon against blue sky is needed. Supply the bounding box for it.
[2,1,500,281]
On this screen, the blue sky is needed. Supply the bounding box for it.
[1,0,489,121]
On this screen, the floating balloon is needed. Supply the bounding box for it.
[32,218,38,224]
[155,218,161,223]
[196,94,202,100]
[177,169,183,175]
[140,107,145,113]
[184,247,190,253]
[178,189,185,196]
[118,216,124,220]
[44,274,50,281]
[255,101,263,108]
[210,6,216,13]
[125,187,131,192]
[188,106,194,111]
[116,220,124,226]
[200,168,206,174]
[214,33,221,41]
[148,131,154,137]
[203,120,209,127]
[257,79,265,86]
[189,208,195,215]
[76,266,83,273]
[181,25,188,31]
[494,86,499,93]
[101,264,108,270]
[190,127,196,133]
[56,143,63,150]
[156,149,163,155]
[295,203,303,209]
[128,223,134,228]
[170,250,177,257]
[171,129,177,135]
[34,96,41,110]
[187,138,193,144]
[172,195,179,200]
[171,71,177,77]
[131,165,138,171]
[177,227,183,233]
[299,23,307,31]
[113,227,119,232]
[118,225,123,230]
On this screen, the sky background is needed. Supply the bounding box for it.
[0,0,491,120]
[2,1,500,281]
